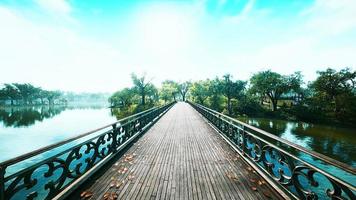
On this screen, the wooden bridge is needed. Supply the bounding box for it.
[68,102,282,200]
[0,102,355,200]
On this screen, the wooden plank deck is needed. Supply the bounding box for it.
[68,102,284,200]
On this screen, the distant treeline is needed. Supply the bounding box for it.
[109,74,189,113]
[111,68,356,127]
[0,83,63,105]
[0,83,110,106]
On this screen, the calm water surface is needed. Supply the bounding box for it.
[237,117,356,167]
[0,106,117,162]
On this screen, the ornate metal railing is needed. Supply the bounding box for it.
[189,102,356,200]
[0,102,175,200]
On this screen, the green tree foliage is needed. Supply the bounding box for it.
[131,73,155,106]
[110,73,161,112]
[159,80,179,103]
[219,74,246,115]
[0,83,64,106]
[309,68,356,124]
[250,70,302,111]
[207,78,224,111]
[190,80,210,105]
[109,88,135,108]
[177,81,191,101]
[2,84,21,105]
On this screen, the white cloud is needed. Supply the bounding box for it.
[0,0,355,93]
[35,0,71,15]
[0,6,131,92]
[302,0,356,35]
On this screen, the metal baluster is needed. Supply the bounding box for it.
[0,166,5,200]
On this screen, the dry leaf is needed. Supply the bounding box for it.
[251,186,257,191]
[128,175,135,180]
[258,180,263,185]
[225,172,238,181]
[103,192,110,198]
[247,167,252,171]
[103,192,118,200]
[122,167,128,173]
[263,191,272,198]
[80,191,93,199]
[116,181,123,188]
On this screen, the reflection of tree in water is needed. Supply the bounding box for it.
[244,118,287,137]
[0,106,66,127]
[296,125,356,166]
[240,117,356,166]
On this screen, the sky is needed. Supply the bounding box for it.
[0,0,355,92]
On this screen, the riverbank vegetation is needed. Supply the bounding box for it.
[188,68,356,127]
[110,68,355,127]
[0,83,110,107]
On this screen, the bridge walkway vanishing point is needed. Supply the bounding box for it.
[68,102,283,200]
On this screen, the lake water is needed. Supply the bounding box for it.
[237,117,356,167]
[0,106,118,162]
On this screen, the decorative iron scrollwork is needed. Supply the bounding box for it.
[0,102,174,200]
[189,102,356,200]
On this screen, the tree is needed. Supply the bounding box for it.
[250,70,302,111]
[190,80,210,105]
[207,78,224,111]
[3,84,20,105]
[159,80,179,102]
[131,73,152,106]
[109,88,135,108]
[146,84,159,105]
[178,81,191,101]
[12,83,40,105]
[311,68,356,119]
[219,74,246,115]
[46,91,62,105]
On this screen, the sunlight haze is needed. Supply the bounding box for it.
[0,0,355,92]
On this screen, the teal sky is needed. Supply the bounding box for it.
[0,0,355,92]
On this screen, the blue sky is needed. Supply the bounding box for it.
[0,0,355,92]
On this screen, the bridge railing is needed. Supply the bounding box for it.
[0,102,175,200]
[189,101,356,200]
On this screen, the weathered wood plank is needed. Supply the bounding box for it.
[67,102,284,200]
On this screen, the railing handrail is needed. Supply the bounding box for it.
[0,105,159,167]
[191,102,356,175]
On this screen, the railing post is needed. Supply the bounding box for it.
[111,124,118,153]
[241,126,246,156]
[0,165,5,200]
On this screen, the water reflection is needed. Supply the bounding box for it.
[238,117,356,166]
[0,106,66,127]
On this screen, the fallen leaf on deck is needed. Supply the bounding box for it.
[116,180,123,188]
[263,191,272,198]
[225,171,238,181]
[125,155,134,162]
[247,167,252,171]
[102,192,118,200]
[80,190,93,199]
[258,180,263,185]
[128,174,135,180]
[251,186,257,191]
